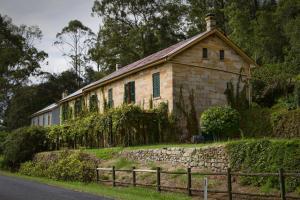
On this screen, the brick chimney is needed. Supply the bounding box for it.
[116,64,121,71]
[62,90,68,98]
[205,13,216,31]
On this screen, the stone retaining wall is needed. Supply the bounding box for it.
[120,145,229,172]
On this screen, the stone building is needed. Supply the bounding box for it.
[32,14,257,127]
[31,103,60,127]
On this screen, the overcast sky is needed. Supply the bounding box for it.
[0,0,100,74]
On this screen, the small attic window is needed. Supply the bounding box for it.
[220,50,225,60]
[202,48,208,59]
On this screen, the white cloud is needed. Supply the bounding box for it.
[0,0,101,74]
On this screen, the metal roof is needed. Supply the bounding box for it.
[83,31,209,91]
[31,103,58,117]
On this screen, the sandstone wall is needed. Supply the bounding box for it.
[171,35,251,116]
[85,62,173,112]
[120,145,229,172]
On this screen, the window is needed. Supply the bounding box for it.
[202,48,208,59]
[74,97,83,117]
[43,115,45,126]
[48,115,51,125]
[220,50,224,60]
[152,72,160,98]
[108,88,113,108]
[89,94,98,112]
[124,81,135,104]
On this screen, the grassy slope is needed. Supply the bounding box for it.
[83,141,228,160]
[0,170,191,200]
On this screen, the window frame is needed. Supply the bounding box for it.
[202,48,208,59]
[108,88,113,108]
[124,81,135,104]
[220,49,225,61]
[89,94,98,112]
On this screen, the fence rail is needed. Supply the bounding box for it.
[94,167,300,200]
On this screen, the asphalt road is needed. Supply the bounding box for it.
[0,174,112,200]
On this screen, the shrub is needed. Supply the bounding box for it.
[2,126,49,169]
[240,104,273,137]
[19,151,99,182]
[0,131,9,154]
[200,106,240,140]
[47,103,175,149]
[226,139,300,192]
[272,109,300,138]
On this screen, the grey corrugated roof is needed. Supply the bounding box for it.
[31,103,58,117]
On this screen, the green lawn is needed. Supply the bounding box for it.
[0,170,191,200]
[83,141,228,160]
[82,138,296,160]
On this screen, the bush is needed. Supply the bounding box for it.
[0,131,9,154]
[226,139,300,192]
[2,126,49,169]
[47,103,176,149]
[200,106,240,140]
[19,151,99,182]
[240,104,273,137]
[272,109,300,138]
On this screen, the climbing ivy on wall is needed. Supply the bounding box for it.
[48,103,176,148]
[175,86,199,141]
[89,94,98,112]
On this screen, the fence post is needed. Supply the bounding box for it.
[187,167,192,196]
[204,177,208,200]
[227,168,232,200]
[157,167,161,192]
[96,169,99,183]
[279,168,286,200]
[112,166,116,187]
[132,166,136,187]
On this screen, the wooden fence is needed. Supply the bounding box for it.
[95,167,300,200]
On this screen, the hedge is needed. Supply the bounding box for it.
[48,103,176,149]
[19,151,99,182]
[2,126,49,169]
[200,106,240,140]
[226,139,300,192]
[272,109,300,138]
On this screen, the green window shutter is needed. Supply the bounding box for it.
[89,94,98,112]
[203,48,208,58]
[152,73,160,98]
[130,81,135,103]
[108,88,113,108]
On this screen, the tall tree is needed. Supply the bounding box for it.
[91,0,187,72]
[186,0,227,36]
[0,15,47,123]
[54,20,95,83]
[4,70,81,130]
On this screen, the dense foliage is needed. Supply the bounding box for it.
[48,103,176,149]
[0,15,47,123]
[240,104,273,137]
[272,109,300,138]
[200,106,240,140]
[226,139,300,192]
[2,126,49,169]
[0,131,8,154]
[19,151,98,182]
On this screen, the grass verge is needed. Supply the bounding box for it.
[0,170,191,200]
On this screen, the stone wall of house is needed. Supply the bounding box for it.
[85,62,173,113]
[170,34,251,131]
[120,145,229,172]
